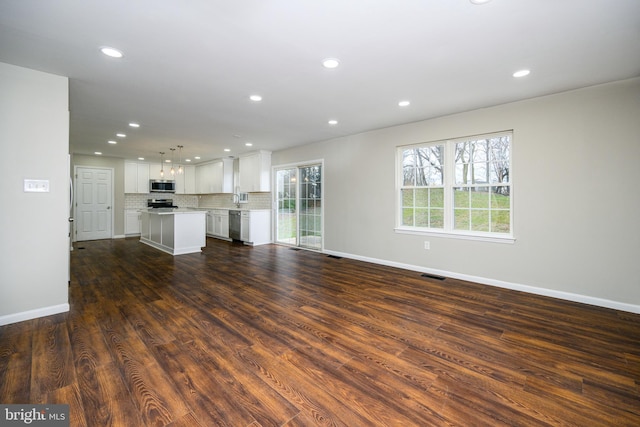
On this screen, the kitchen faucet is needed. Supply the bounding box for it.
[233,193,241,208]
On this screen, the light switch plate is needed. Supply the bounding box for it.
[24,179,50,192]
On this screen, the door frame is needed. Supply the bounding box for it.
[73,165,115,242]
[272,159,324,252]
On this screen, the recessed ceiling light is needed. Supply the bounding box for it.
[398,100,411,107]
[186,159,192,162]
[194,156,201,160]
[129,122,140,128]
[513,69,531,78]
[470,0,492,4]
[224,148,231,152]
[165,159,171,163]
[249,95,262,102]
[100,47,123,58]
[116,133,126,138]
[245,142,253,147]
[94,152,102,155]
[108,140,117,145]
[138,157,145,161]
[322,58,340,69]
[328,120,338,125]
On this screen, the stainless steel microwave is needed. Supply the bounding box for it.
[149,179,176,193]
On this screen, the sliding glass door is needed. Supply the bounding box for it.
[275,163,322,250]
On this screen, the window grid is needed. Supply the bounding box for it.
[399,132,512,238]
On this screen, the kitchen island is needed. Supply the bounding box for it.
[140,208,206,255]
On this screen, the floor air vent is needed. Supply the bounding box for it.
[421,273,446,281]
[290,248,301,251]
[327,255,342,259]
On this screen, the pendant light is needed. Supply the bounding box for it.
[177,145,184,174]
[159,152,165,178]
[169,148,176,177]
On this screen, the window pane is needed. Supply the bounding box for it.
[403,165,415,186]
[402,208,414,226]
[454,208,470,230]
[415,188,429,207]
[491,186,510,208]
[491,210,511,233]
[431,188,444,208]
[471,187,490,209]
[489,136,510,183]
[415,208,429,227]
[402,149,416,186]
[472,162,489,184]
[453,187,469,208]
[471,210,490,232]
[430,208,444,228]
[472,140,488,162]
[455,163,468,185]
[401,188,414,207]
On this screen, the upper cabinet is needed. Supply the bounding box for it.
[196,158,233,194]
[238,150,271,192]
[175,165,196,194]
[149,163,164,180]
[124,161,150,193]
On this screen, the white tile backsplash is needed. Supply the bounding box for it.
[198,192,272,210]
[125,192,272,210]
[124,193,199,209]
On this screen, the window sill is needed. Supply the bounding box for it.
[394,227,515,244]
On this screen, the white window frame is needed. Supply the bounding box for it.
[395,131,515,243]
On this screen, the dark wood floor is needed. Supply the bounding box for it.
[1,237,639,426]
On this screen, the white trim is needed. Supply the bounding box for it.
[323,249,640,314]
[0,303,70,326]
[394,227,516,244]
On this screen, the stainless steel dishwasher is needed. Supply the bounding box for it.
[229,210,241,240]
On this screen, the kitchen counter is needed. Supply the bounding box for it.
[140,209,206,255]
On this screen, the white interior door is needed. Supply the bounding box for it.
[75,167,113,241]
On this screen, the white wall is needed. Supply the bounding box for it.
[0,62,70,324]
[272,78,640,313]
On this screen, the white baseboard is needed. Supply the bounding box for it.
[0,303,70,326]
[323,249,640,314]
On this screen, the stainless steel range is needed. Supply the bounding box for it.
[147,198,178,208]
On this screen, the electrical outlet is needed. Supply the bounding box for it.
[424,241,430,250]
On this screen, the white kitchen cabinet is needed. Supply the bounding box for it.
[196,158,233,194]
[175,165,196,194]
[214,210,230,239]
[206,209,230,240]
[206,211,215,235]
[238,150,271,192]
[124,162,150,193]
[149,163,163,180]
[125,209,141,235]
[240,210,271,246]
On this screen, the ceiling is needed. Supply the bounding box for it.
[1,0,639,165]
